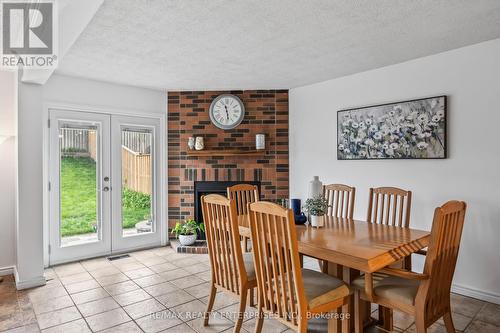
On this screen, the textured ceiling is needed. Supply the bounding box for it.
[56,0,500,90]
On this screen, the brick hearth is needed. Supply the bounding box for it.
[167,90,289,228]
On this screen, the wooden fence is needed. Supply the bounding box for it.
[122,146,152,194]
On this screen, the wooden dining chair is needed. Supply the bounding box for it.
[353,201,467,333]
[227,184,259,252]
[324,184,356,219]
[367,186,413,269]
[248,201,352,333]
[201,194,257,333]
[321,184,356,273]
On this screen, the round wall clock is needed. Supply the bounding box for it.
[209,94,245,130]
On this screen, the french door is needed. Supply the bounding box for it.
[48,110,162,265]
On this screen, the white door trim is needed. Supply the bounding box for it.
[43,102,167,267]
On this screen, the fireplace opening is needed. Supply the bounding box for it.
[194,181,261,239]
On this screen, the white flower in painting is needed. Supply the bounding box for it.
[344,148,351,154]
[417,113,429,123]
[431,100,437,108]
[352,122,359,129]
[358,122,366,129]
[386,148,395,156]
[365,139,375,146]
[373,132,382,140]
[394,105,403,111]
[365,118,373,125]
[344,114,351,119]
[407,111,418,120]
[382,143,389,150]
[389,142,399,150]
[424,132,432,138]
[338,144,345,151]
[369,125,378,133]
[342,121,349,127]
[388,110,396,117]
[432,115,441,122]
[436,110,445,118]
[358,131,367,139]
[359,151,367,157]
[417,142,429,150]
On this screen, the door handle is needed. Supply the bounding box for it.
[103,187,110,192]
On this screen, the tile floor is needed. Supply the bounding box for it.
[1,247,499,332]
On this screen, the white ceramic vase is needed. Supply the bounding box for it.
[309,176,323,198]
[179,234,197,246]
[310,215,324,228]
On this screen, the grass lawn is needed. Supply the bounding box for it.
[61,157,150,237]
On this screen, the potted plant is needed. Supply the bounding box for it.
[304,196,328,228]
[172,219,205,246]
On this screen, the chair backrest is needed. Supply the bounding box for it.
[227,184,259,216]
[417,201,467,322]
[367,187,412,228]
[323,184,356,219]
[201,194,248,294]
[248,201,306,326]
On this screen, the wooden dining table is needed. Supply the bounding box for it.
[238,215,430,333]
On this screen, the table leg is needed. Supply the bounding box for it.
[378,306,393,331]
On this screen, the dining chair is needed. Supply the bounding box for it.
[367,186,413,269]
[321,184,356,273]
[248,201,352,333]
[227,184,259,252]
[353,200,467,333]
[201,194,257,333]
[324,183,356,219]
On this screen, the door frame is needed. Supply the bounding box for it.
[43,102,167,267]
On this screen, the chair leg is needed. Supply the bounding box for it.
[354,290,363,333]
[299,254,304,268]
[233,289,248,333]
[415,312,427,333]
[321,260,328,273]
[378,305,393,331]
[204,284,217,326]
[253,302,264,333]
[249,287,255,307]
[244,237,250,252]
[443,311,455,333]
[298,318,308,333]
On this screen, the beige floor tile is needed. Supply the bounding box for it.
[99,321,143,333]
[149,247,175,256]
[53,263,86,278]
[159,268,192,281]
[195,270,212,282]
[184,282,212,298]
[133,274,167,288]
[70,287,109,305]
[94,272,130,286]
[136,310,183,333]
[40,319,90,333]
[183,263,211,274]
[80,258,111,271]
[474,302,500,326]
[436,311,473,331]
[104,280,139,296]
[32,295,74,315]
[149,262,178,274]
[88,266,120,278]
[159,323,196,333]
[76,297,119,317]
[170,257,200,268]
[242,316,288,333]
[130,250,158,259]
[465,320,500,333]
[451,293,485,318]
[85,308,131,331]
[170,275,205,289]
[59,272,93,286]
[200,292,239,311]
[36,306,82,330]
[65,280,100,295]
[123,267,156,279]
[114,262,146,273]
[407,322,446,333]
[143,282,179,297]
[1,323,40,333]
[187,312,233,333]
[112,288,152,306]
[156,289,195,308]
[171,299,207,321]
[136,310,182,333]
[123,298,166,319]
[138,256,168,267]
[28,286,68,303]
[218,303,257,323]
[393,309,414,330]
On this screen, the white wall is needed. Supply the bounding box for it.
[290,38,500,304]
[16,74,165,288]
[0,70,17,274]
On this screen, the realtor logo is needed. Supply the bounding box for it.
[1,0,57,69]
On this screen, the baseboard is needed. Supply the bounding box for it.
[452,283,500,305]
[14,267,46,290]
[0,266,14,276]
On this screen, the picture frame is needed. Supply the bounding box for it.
[337,96,447,160]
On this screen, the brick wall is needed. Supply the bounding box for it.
[167,90,289,228]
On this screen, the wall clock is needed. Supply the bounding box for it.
[209,94,245,130]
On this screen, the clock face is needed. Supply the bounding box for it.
[209,94,245,130]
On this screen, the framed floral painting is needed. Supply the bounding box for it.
[337,96,447,160]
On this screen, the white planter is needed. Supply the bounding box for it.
[179,234,197,246]
[310,215,324,228]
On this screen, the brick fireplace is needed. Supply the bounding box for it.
[167,90,289,229]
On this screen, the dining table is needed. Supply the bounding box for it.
[238,215,430,333]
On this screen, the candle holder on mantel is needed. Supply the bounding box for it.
[195,137,204,150]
